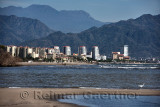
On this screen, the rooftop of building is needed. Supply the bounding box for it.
[118,54,124,57]
[124,56,130,59]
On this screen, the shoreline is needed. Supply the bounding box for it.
[15,61,160,66]
[16,62,95,66]
[0,88,160,107]
[1,61,159,67]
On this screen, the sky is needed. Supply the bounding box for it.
[0,0,160,22]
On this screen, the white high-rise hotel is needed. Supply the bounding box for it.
[92,46,100,60]
[124,45,128,56]
[78,46,87,56]
[63,46,71,55]
[54,46,60,54]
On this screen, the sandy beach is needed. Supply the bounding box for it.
[16,62,160,66]
[16,62,94,66]
[0,88,160,107]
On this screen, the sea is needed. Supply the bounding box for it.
[0,63,160,107]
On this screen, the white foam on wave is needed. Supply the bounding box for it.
[79,87,104,89]
[99,65,159,69]
[125,65,139,67]
[8,87,21,88]
[118,67,158,69]
[99,65,116,68]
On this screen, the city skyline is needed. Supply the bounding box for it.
[5,44,131,61]
[0,0,160,22]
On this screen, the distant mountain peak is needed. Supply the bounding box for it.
[26,4,58,13]
[140,14,153,17]
[27,4,57,10]
[0,4,106,33]
[136,14,153,20]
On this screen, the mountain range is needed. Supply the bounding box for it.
[0,4,159,58]
[20,14,160,58]
[0,4,106,33]
[0,15,53,45]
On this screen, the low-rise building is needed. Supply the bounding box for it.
[46,53,56,60]
[118,54,124,60]
[112,52,130,60]
[112,52,120,60]
[101,55,107,60]
[124,56,130,60]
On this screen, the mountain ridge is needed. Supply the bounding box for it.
[21,14,160,58]
[0,15,53,45]
[0,4,106,33]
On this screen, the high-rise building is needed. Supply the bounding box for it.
[22,47,27,58]
[54,46,60,54]
[63,46,71,55]
[6,46,11,53]
[47,48,54,54]
[78,46,87,56]
[27,47,33,55]
[92,46,100,60]
[124,45,128,56]
[39,48,47,58]
[33,47,39,54]
[16,47,20,57]
[11,46,17,57]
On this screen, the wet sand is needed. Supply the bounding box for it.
[0,88,160,107]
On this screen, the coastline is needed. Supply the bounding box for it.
[16,62,94,66]
[0,88,160,107]
[15,62,160,66]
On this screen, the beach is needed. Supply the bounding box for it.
[0,88,160,107]
[16,62,160,66]
[16,62,94,66]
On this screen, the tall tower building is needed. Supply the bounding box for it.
[63,46,71,55]
[11,46,17,57]
[124,45,128,56]
[54,46,60,54]
[78,46,87,56]
[22,47,27,58]
[92,46,100,60]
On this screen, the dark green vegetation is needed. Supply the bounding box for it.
[0,15,53,45]
[21,14,160,58]
[0,45,22,67]
[0,4,106,33]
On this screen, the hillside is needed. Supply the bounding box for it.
[21,14,160,58]
[0,4,106,33]
[0,15,53,45]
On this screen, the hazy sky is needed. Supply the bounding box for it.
[0,0,160,22]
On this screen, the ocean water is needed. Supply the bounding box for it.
[0,64,160,89]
